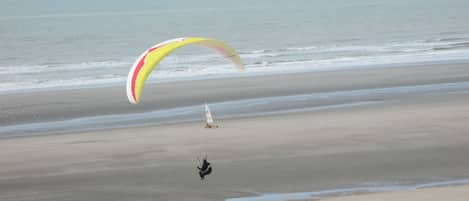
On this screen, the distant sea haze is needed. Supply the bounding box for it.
[1,0,469,92]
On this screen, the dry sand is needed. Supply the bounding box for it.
[1,63,469,201]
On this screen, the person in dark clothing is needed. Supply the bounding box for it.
[197,157,212,180]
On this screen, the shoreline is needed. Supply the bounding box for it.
[226,180,469,201]
[2,62,469,132]
[2,59,469,96]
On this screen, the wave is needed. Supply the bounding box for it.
[239,46,318,55]
[425,36,469,43]
[433,42,469,51]
[2,36,469,93]
[0,60,132,75]
[240,37,469,61]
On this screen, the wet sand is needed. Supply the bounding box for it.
[1,63,469,201]
[2,62,469,127]
[317,185,469,201]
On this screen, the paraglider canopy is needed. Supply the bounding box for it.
[126,37,245,104]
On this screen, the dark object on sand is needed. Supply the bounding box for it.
[197,157,213,180]
[205,123,219,128]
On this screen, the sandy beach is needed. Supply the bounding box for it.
[1,63,469,201]
[3,0,469,200]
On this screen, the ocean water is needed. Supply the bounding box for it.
[1,0,469,92]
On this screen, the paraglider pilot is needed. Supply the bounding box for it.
[197,156,212,180]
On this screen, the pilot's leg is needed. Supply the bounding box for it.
[199,171,204,180]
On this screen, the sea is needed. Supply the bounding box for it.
[1,0,469,93]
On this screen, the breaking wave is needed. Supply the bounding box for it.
[2,36,469,93]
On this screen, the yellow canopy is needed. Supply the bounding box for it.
[126,37,244,104]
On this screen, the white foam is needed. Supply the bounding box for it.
[2,38,469,93]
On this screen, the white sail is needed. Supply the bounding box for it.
[205,103,214,124]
